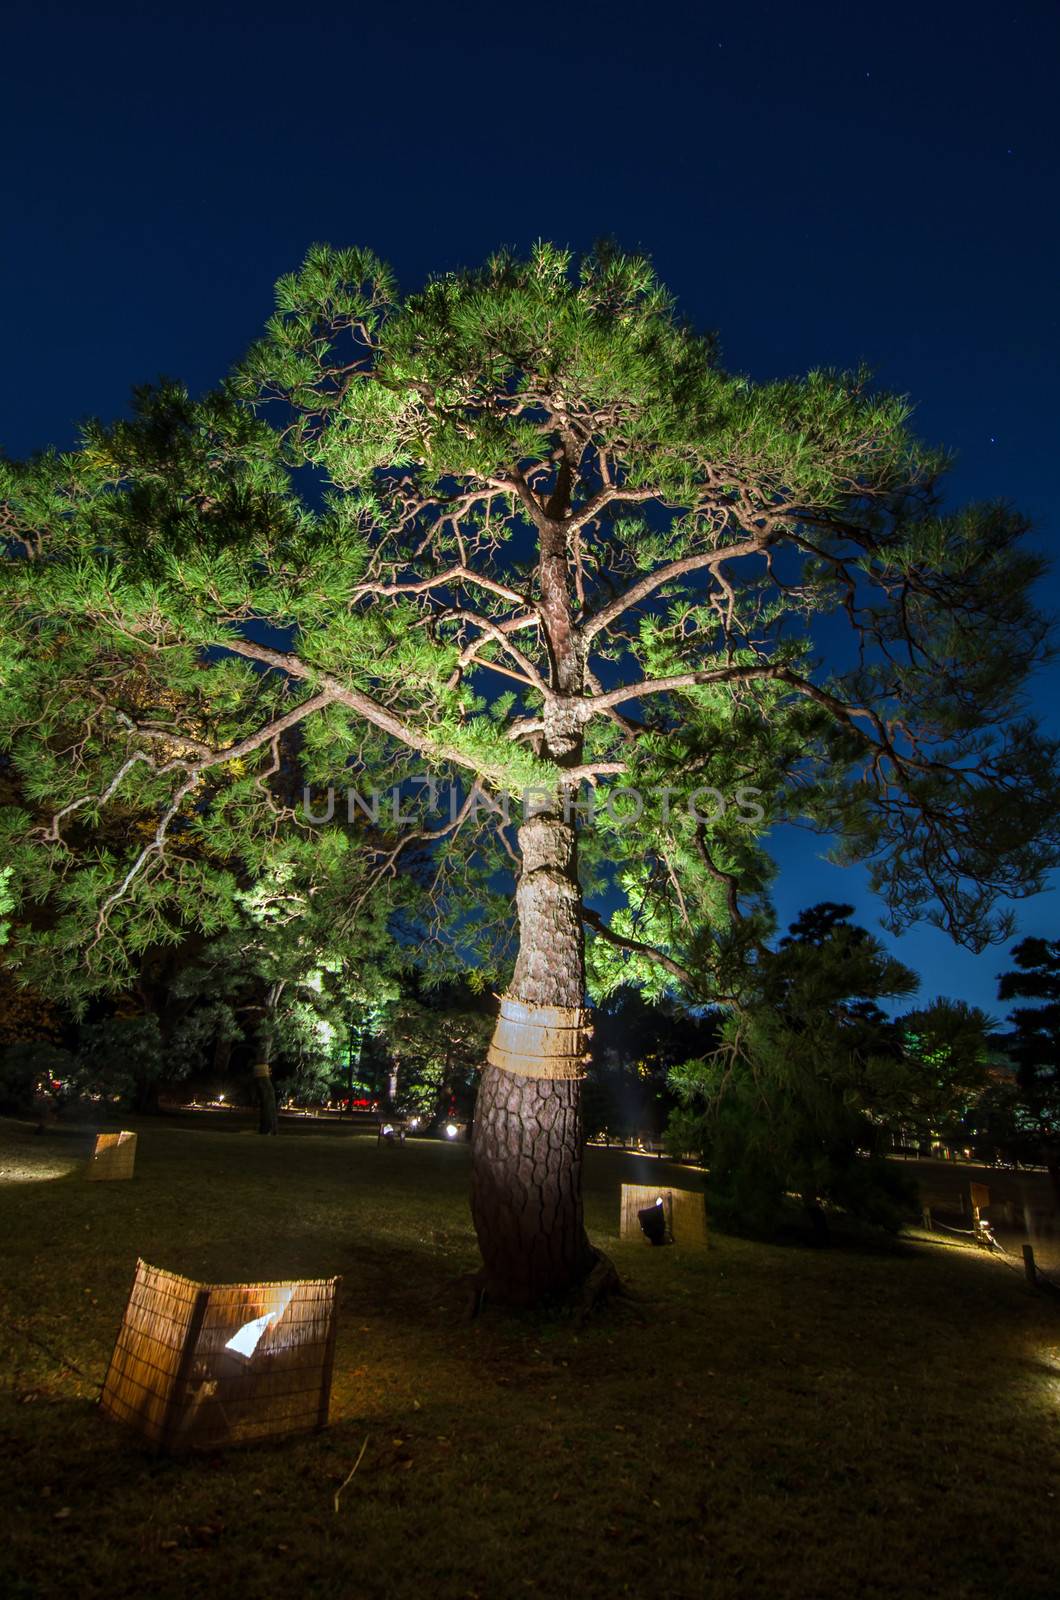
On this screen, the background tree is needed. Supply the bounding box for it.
[2,244,1058,1302]
[892,996,995,1152]
[668,904,921,1237]
[992,937,1060,1204]
[585,986,720,1144]
[72,1011,207,1114]
[374,979,494,1120]
[165,853,398,1129]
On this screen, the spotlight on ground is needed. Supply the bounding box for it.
[638,1196,670,1247]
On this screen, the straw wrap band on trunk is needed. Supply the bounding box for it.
[486,996,591,1081]
[252,1063,272,1079]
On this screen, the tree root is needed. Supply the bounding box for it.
[456,1248,623,1324]
[459,1269,488,1322]
[573,1248,623,1327]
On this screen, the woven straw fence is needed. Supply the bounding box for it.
[620,1184,708,1247]
[86,1131,137,1182]
[100,1259,340,1450]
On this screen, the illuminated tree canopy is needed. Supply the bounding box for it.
[2,242,1057,1301]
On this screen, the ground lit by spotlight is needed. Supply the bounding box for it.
[0,1151,79,1184]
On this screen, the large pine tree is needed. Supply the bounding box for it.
[2,243,1057,1302]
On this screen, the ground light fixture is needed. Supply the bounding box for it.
[620,1184,708,1246]
[101,1260,340,1450]
[445,1122,459,1139]
[638,1196,670,1246]
[377,1120,408,1145]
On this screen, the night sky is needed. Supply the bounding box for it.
[4,0,1058,1015]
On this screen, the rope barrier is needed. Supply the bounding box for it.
[927,1216,1060,1293]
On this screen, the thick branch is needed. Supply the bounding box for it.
[353,563,532,609]
[46,692,335,844]
[223,637,524,789]
[84,691,335,939]
[584,662,794,714]
[582,906,697,990]
[580,539,764,643]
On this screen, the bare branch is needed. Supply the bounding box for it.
[441,610,551,696]
[44,754,155,842]
[564,483,658,536]
[353,563,532,610]
[486,467,549,532]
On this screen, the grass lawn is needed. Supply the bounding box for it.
[1,1116,1058,1600]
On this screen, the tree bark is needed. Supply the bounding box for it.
[254,1061,279,1134]
[803,1191,830,1245]
[469,460,607,1306]
[470,809,595,1304]
[253,997,281,1135]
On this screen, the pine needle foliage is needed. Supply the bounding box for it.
[1,242,1057,999]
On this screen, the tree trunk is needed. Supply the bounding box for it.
[470,809,595,1304]
[254,1062,279,1134]
[803,1191,830,1245]
[469,464,606,1306]
[134,1076,161,1116]
[254,1000,280,1135]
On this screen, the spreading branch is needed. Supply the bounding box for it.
[84,691,335,939]
[582,906,699,991]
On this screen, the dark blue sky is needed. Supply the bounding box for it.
[4,0,1058,1014]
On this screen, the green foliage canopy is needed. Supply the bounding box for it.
[1,242,1057,1002]
[666,903,993,1233]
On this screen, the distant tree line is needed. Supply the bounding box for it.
[663,903,1060,1236]
[5,888,1057,1244]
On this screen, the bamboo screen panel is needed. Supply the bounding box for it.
[101,1259,340,1450]
[619,1184,708,1247]
[86,1131,137,1181]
